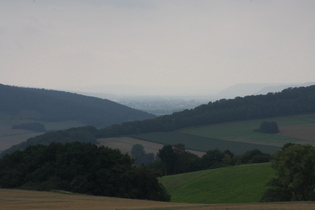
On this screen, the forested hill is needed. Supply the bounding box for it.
[0,84,155,127]
[98,85,315,137]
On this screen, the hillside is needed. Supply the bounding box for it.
[2,85,315,156]
[98,85,315,138]
[129,114,315,154]
[160,163,275,204]
[0,84,155,128]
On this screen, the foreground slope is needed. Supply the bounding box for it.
[160,163,275,204]
[1,188,315,210]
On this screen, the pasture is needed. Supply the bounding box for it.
[160,163,274,204]
[1,188,315,210]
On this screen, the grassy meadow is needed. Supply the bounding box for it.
[160,162,275,204]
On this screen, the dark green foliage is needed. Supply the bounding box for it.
[201,149,226,169]
[0,142,170,201]
[131,144,155,166]
[158,145,177,175]
[239,149,271,164]
[157,144,200,175]
[262,143,315,201]
[0,84,154,128]
[12,122,46,132]
[255,121,279,134]
[98,85,315,138]
[155,143,271,176]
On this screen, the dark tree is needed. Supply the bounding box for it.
[262,143,315,201]
[255,121,280,134]
[158,145,177,175]
[201,149,225,169]
[0,142,170,201]
[131,144,146,166]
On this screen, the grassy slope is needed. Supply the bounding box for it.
[159,162,275,204]
[133,114,315,154]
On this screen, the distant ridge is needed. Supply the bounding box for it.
[0,84,155,128]
[98,84,315,137]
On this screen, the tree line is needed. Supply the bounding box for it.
[0,142,170,201]
[98,85,315,137]
[131,143,271,175]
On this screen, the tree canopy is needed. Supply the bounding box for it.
[262,143,315,201]
[0,142,170,201]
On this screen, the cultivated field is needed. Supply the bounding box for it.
[279,124,315,142]
[128,114,315,155]
[1,189,315,210]
[98,137,205,156]
[0,116,85,151]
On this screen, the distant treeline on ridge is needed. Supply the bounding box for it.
[98,85,315,137]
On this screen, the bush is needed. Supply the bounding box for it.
[254,121,279,134]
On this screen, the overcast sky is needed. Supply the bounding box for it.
[1,0,315,95]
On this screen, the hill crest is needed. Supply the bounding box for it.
[0,84,155,128]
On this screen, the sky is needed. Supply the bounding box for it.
[1,0,315,96]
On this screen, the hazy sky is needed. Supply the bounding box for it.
[1,0,315,95]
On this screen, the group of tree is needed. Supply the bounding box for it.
[262,143,315,202]
[130,144,155,166]
[0,142,170,201]
[147,144,271,175]
[98,85,315,138]
[254,121,280,134]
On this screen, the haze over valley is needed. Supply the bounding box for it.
[1,0,315,208]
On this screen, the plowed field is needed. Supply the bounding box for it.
[278,124,315,143]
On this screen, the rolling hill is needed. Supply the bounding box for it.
[2,85,315,156]
[0,84,155,128]
[0,84,155,151]
[159,162,275,204]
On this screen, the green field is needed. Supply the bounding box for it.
[133,114,315,154]
[159,162,275,204]
[181,114,315,145]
